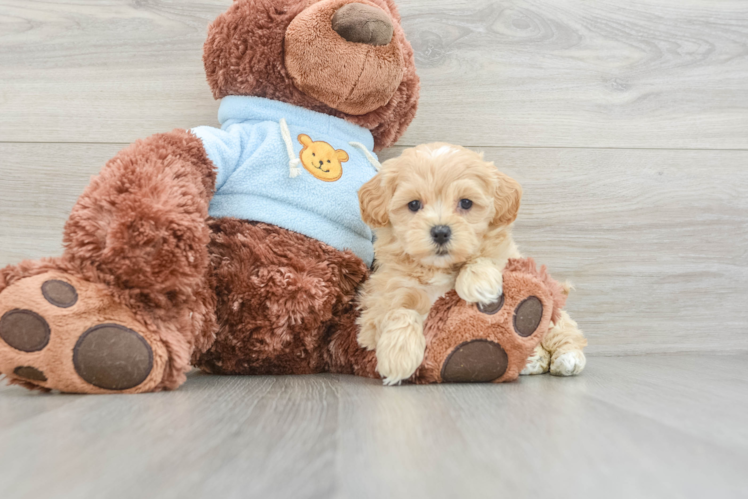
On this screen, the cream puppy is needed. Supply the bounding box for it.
[357,144,587,385]
[357,143,524,384]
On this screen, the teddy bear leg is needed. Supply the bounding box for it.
[0,130,218,393]
[192,219,368,376]
[62,129,216,300]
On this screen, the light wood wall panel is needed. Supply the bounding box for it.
[2,143,746,356]
[1,0,747,148]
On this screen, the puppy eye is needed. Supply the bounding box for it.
[460,199,473,210]
[408,200,422,212]
[327,160,331,163]
[312,153,316,157]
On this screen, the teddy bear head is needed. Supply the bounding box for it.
[203,0,420,151]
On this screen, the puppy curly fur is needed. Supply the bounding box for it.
[357,144,525,384]
[358,144,588,384]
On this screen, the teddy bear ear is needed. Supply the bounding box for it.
[298,134,312,147]
[336,150,350,163]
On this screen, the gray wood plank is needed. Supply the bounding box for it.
[2,143,747,356]
[579,354,748,451]
[0,374,338,498]
[399,0,748,149]
[335,367,748,498]
[0,143,124,264]
[0,355,747,497]
[1,0,747,149]
[0,0,226,143]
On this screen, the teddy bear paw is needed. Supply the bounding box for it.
[0,272,167,393]
[415,267,554,385]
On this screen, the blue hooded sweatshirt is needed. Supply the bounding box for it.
[192,96,380,266]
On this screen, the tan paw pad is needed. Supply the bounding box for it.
[0,272,167,393]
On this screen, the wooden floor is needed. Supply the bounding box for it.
[0,354,746,498]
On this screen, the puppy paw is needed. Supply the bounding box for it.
[456,258,503,305]
[550,349,586,376]
[356,319,378,351]
[521,345,551,375]
[376,309,426,385]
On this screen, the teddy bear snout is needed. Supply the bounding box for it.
[284,0,405,116]
[332,3,394,46]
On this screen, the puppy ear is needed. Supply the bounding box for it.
[298,134,312,147]
[492,171,522,227]
[336,149,349,163]
[359,173,391,228]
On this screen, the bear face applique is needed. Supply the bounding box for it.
[298,134,349,182]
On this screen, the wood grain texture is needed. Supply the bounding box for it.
[0,354,747,497]
[1,0,748,148]
[3,143,745,356]
[0,143,124,265]
[399,0,748,149]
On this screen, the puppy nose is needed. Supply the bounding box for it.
[431,225,452,245]
[332,3,394,46]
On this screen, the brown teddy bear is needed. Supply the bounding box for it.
[0,0,565,393]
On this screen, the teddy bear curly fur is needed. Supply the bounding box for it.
[0,0,567,393]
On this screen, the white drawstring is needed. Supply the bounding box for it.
[349,142,381,171]
[279,118,302,178]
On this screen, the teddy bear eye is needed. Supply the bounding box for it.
[408,200,422,212]
[327,160,331,163]
[460,199,473,210]
[312,153,316,157]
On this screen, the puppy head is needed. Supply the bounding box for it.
[359,143,522,268]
